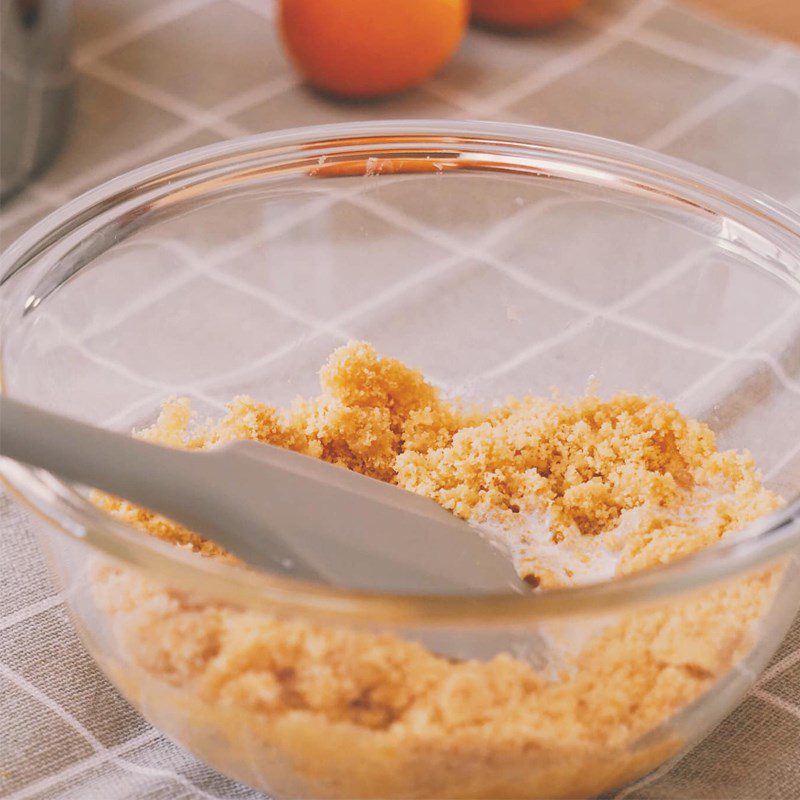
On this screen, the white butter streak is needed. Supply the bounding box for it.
[472,488,742,589]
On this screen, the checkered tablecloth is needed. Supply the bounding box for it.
[1,1,799,798]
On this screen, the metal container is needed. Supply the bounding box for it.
[1,0,73,202]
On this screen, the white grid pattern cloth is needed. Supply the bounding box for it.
[1,1,800,798]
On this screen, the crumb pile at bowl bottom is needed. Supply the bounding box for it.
[90,343,782,798]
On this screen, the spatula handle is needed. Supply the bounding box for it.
[0,396,198,507]
[0,397,325,582]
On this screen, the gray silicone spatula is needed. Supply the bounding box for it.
[0,397,526,595]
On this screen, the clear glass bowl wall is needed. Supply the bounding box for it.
[2,122,800,799]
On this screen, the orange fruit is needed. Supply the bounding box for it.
[471,0,584,30]
[279,0,468,99]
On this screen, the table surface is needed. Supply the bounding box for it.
[1,1,799,799]
[692,0,800,44]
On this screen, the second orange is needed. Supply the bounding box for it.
[471,0,585,30]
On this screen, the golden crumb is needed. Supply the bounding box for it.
[99,341,779,588]
[92,342,783,798]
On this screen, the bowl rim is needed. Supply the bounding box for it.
[2,119,800,626]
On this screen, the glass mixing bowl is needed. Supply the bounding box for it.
[2,121,800,799]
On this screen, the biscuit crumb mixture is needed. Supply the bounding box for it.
[92,342,783,798]
[99,341,779,588]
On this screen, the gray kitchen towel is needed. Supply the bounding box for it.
[1,1,799,798]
